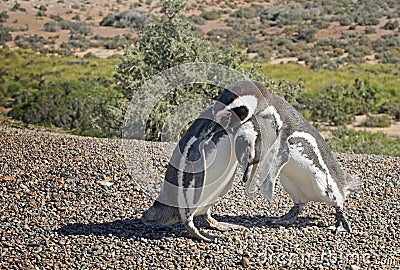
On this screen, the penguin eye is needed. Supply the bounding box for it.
[231,106,249,121]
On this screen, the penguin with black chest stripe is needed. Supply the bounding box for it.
[141,86,259,241]
[209,81,359,234]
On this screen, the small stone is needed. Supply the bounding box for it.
[20,183,29,190]
[97,180,114,187]
[241,257,250,268]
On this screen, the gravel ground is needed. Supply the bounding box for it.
[0,127,399,269]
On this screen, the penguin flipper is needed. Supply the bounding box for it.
[245,163,259,198]
[258,133,289,202]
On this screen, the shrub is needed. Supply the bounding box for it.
[50,14,63,22]
[362,114,392,128]
[0,11,9,23]
[365,26,376,34]
[230,7,258,19]
[38,5,47,11]
[99,14,114,26]
[383,20,399,30]
[59,19,73,30]
[70,22,91,36]
[327,127,400,157]
[44,21,61,32]
[188,15,206,25]
[72,14,80,21]
[0,25,12,45]
[201,10,221,20]
[36,11,46,17]
[100,9,151,29]
[10,2,21,12]
[8,80,125,137]
[296,27,317,42]
[302,79,378,125]
[14,34,48,51]
[338,16,352,26]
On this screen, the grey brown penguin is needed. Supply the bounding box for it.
[207,81,359,234]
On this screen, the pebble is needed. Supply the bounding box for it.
[0,127,399,269]
[241,257,251,268]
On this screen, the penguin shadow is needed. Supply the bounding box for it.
[209,214,320,229]
[56,218,187,240]
[56,215,321,241]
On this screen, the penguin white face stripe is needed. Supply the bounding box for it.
[260,106,283,130]
[219,95,258,123]
[227,95,258,114]
[288,131,344,205]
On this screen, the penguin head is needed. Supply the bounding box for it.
[201,90,258,138]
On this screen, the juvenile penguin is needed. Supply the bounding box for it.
[208,81,359,234]
[234,116,261,183]
[141,87,258,241]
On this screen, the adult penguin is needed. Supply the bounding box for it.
[207,80,359,234]
[141,83,259,241]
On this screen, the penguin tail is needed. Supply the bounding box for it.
[343,173,361,198]
[141,200,180,226]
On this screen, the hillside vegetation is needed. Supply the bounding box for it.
[0,0,399,156]
[0,0,399,67]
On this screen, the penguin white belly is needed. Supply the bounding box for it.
[280,148,327,203]
[194,135,238,215]
[280,158,320,203]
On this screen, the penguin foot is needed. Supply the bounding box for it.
[184,218,216,242]
[202,213,245,232]
[271,203,304,225]
[327,207,352,234]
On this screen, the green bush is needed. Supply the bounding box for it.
[296,27,317,42]
[0,25,12,45]
[201,10,221,20]
[0,11,9,23]
[362,114,392,128]
[301,79,378,125]
[8,80,125,137]
[100,10,151,29]
[14,34,48,51]
[383,20,399,30]
[10,2,21,12]
[70,22,91,36]
[327,127,400,157]
[44,21,61,32]
[364,26,376,34]
[230,7,258,19]
[188,15,206,25]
